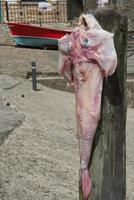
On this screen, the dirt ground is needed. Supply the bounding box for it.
[0,78,79,200]
[0,43,134,200]
[0,45,59,77]
[0,43,79,200]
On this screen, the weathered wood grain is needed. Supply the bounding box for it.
[83,0,134,30]
[79,10,128,200]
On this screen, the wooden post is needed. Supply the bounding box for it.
[0,0,2,22]
[83,0,97,10]
[5,1,9,22]
[79,10,128,200]
[67,0,83,20]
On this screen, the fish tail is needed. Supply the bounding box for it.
[81,169,91,200]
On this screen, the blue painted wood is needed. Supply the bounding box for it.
[14,36,58,48]
[0,0,2,22]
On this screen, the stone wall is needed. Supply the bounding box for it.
[116,0,134,31]
[84,0,134,30]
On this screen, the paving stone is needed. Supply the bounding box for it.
[0,74,21,90]
[0,101,25,145]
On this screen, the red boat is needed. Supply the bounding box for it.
[6,22,71,48]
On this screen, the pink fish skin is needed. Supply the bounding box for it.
[75,63,103,199]
[81,169,91,200]
[58,14,117,200]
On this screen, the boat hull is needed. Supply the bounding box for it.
[7,22,71,48]
[14,36,58,48]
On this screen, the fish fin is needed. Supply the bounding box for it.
[81,169,91,200]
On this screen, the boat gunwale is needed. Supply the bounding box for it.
[6,22,71,33]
